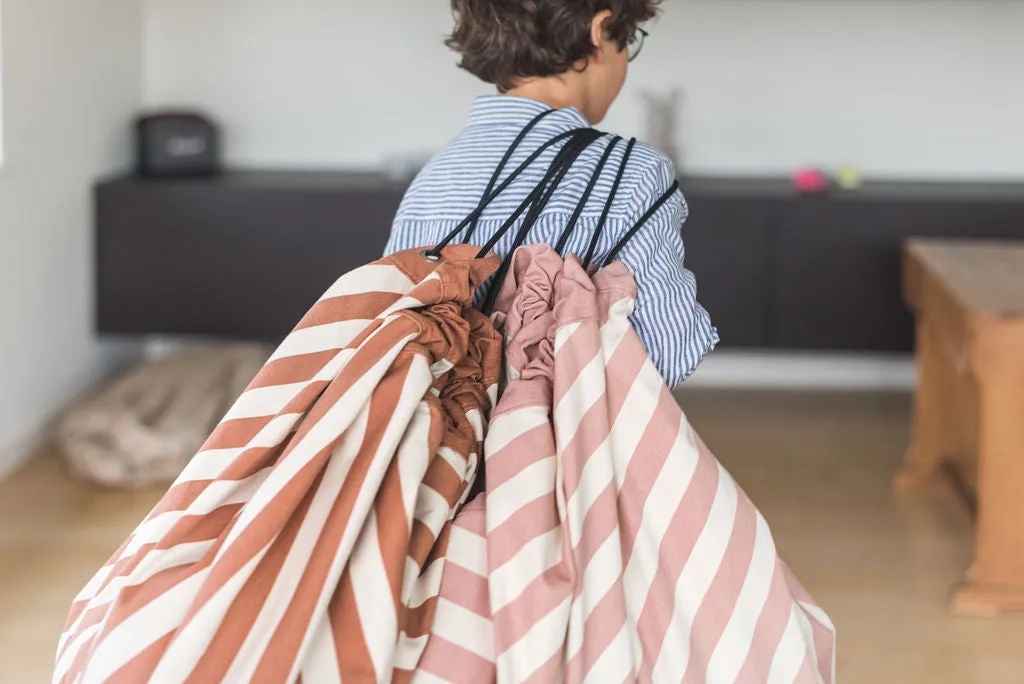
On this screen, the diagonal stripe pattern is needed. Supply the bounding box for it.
[57,242,834,683]
[54,246,503,684]
[418,245,836,684]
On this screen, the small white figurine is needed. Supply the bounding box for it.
[640,87,684,171]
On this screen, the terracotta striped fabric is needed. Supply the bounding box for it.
[417,245,836,683]
[54,246,502,684]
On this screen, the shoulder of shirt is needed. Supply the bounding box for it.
[393,130,484,221]
[615,140,687,223]
[394,129,687,225]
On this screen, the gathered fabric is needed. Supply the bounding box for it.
[418,245,836,684]
[54,246,502,684]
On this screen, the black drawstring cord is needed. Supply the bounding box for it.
[602,179,681,266]
[462,109,555,245]
[583,137,636,270]
[479,130,605,315]
[553,135,623,256]
[424,127,589,259]
[473,129,596,258]
[422,117,676,300]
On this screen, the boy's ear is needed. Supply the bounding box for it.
[590,10,614,58]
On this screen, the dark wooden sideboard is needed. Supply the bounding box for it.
[95,171,1024,350]
[96,172,406,340]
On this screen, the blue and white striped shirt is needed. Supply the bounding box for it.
[384,95,717,387]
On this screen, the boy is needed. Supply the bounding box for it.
[384,0,716,387]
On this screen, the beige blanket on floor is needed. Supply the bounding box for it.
[57,344,269,488]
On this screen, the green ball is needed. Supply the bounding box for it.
[835,166,863,190]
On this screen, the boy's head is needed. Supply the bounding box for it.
[447,0,660,124]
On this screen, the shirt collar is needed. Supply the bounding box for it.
[466,94,592,130]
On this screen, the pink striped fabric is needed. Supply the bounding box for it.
[54,246,503,684]
[418,245,836,683]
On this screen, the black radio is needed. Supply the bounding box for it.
[136,111,220,178]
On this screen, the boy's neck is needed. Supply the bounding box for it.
[503,77,593,124]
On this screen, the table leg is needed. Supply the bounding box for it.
[952,372,1024,615]
[896,317,950,488]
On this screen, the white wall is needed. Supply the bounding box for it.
[142,0,1024,179]
[0,0,142,471]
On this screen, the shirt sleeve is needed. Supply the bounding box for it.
[614,155,718,388]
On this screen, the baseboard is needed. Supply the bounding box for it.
[0,339,144,481]
[0,350,913,477]
[685,351,916,391]
[0,426,47,479]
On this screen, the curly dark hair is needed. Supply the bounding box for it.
[447,0,660,91]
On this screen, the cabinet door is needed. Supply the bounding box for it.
[774,198,1022,351]
[96,181,403,339]
[683,196,777,348]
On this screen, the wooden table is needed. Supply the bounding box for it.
[898,239,1024,615]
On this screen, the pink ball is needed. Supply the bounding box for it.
[793,169,829,193]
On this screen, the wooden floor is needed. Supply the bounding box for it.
[3,390,1024,683]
